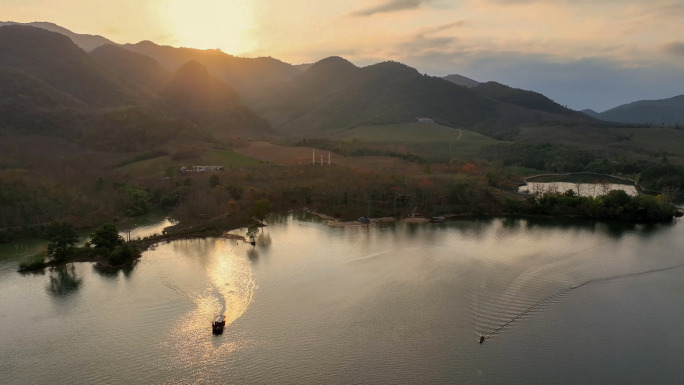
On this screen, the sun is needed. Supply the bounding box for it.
[161,0,256,55]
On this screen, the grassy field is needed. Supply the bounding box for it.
[115,155,174,178]
[335,123,459,142]
[332,122,505,160]
[615,127,684,162]
[204,149,263,168]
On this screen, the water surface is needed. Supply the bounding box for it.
[1,214,683,384]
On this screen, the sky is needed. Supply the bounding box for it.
[2,0,683,111]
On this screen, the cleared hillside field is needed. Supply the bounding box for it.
[332,123,503,160]
[516,125,684,164]
[614,127,684,162]
[115,149,262,178]
[234,141,422,173]
[204,149,263,168]
[334,123,459,142]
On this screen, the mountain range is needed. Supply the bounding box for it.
[252,57,597,138]
[3,21,681,126]
[0,23,601,145]
[0,24,270,151]
[2,20,682,156]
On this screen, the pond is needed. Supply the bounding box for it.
[1,214,683,384]
[519,181,638,197]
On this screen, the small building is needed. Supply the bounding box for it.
[180,165,225,173]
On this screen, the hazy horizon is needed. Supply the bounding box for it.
[2,0,683,111]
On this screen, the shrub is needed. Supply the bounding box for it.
[107,243,139,266]
[90,224,124,252]
[19,253,46,271]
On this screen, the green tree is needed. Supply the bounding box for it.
[209,174,220,188]
[90,224,124,252]
[246,224,259,239]
[249,199,271,220]
[107,243,139,266]
[603,190,631,209]
[46,222,79,262]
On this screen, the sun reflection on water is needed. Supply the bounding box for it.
[164,239,256,369]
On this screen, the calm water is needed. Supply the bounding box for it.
[1,214,684,384]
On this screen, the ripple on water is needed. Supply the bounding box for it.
[156,239,256,378]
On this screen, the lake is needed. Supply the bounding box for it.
[2,214,684,384]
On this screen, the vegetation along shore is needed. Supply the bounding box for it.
[2,24,684,272]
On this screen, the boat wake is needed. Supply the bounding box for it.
[471,228,684,343]
[203,239,256,328]
[477,262,684,342]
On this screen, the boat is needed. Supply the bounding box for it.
[212,315,226,335]
[430,216,445,223]
[358,216,371,224]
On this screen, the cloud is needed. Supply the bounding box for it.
[395,36,458,56]
[351,0,432,17]
[650,1,684,17]
[664,42,684,56]
[415,20,465,36]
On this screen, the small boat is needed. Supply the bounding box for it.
[212,315,226,335]
[430,216,445,223]
[358,216,371,224]
[479,335,485,344]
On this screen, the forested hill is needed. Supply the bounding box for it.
[597,94,684,125]
[0,25,271,147]
[254,57,598,138]
[90,44,170,94]
[473,81,585,117]
[122,40,302,102]
[0,25,139,108]
[443,74,479,88]
[162,61,271,137]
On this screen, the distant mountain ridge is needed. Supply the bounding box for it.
[596,95,684,125]
[443,74,479,88]
[581,109,602,119]
[0,21,605,143]
[0,21,114,51]
[122,40,303,103]
[255,57,596,138]
[0,21,304,105]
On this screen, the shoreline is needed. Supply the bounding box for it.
[16,206,678,273]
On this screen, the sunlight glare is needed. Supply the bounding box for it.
[162,0,256,54]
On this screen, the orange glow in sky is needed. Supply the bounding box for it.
[158,0,256,54]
